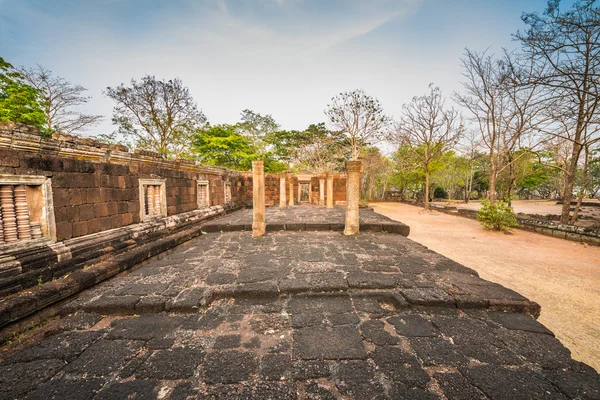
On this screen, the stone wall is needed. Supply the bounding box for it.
[0,124,248,242]
[0,123,252,298]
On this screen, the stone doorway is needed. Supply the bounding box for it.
[300,183,310,203]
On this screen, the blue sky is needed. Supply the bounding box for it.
[1,0,553,136]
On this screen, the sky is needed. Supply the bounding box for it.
[1,0,554,137]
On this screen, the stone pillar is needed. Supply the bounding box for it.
[288,177,294,207]
[252,160,266,237]
[146,185,155,216]
[0,206,4,243]
[14,185,32,241]
[0,185,18,243]
[344,161,361,236]
[298,183,301,203]
[319,178,325,206]
[326,173,334,209]
[153,185,161,215]
[279,173,287,208]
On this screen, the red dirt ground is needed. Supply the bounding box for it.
[373,202,600,372]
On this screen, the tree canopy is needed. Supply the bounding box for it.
[0,57,46,133]
[105,75,206,159]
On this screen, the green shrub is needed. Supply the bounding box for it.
[433,187,448,199]
[477,199,518,232]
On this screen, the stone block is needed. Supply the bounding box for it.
[55,221,72,240]
[106,201,118,215]
[78,204,95,220]
[121,213,134,226]
[293,326,366,360]
[68,188,84,206]
[72,221,89,237]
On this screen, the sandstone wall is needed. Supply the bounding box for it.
[0,123,250,242]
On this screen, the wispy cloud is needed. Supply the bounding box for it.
[1,0,538,135]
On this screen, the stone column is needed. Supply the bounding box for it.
[0,207,4,243]
[279,173,287,208]
[298,183,301,203]
[326,173,334,209]
[252,160,266,237]
[344,160,361,236]
[288,177,294,207]
[319,178,325,206]
[153,185,161,215]
[0,185,18,243]
[146,185,155,216]
[14,185,32,241]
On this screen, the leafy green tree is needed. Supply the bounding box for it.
[361,147,393,200]
[265,128,304,169]
[430,151,471,200]
[193,124,255,170]
[236,109,278,154]
[589,149,600,199]
[0,57,46,133]
[193,124,287,173]
[389,145,425,200]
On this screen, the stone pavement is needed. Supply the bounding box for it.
[201,206,410,236]
[0,226,599,398]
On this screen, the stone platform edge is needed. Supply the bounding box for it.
[202,221,410,237]
[73,284,540,322]
[0,204,242,332]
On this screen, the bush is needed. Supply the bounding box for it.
[433,187,448,199]
[477,199,518,232]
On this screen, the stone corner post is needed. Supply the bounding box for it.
[326,173,334,209]
[319,177,325,206]
[279,173,287,209]
[343,160,361,236]
[252,160,266,237]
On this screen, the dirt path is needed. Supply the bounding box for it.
[372,202,600,372]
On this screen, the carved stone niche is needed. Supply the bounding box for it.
[197,180,210,208]
[0,174,56,247]
[138,178,167,221]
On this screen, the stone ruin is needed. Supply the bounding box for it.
[0,123,598,399]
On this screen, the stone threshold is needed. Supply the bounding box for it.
[0,205,240,332]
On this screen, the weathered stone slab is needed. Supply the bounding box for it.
[293,326,366,360]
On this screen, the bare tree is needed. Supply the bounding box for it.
[105,76,206,159]
[393,85,464,210]
[516,0,600,223]
[19,65,102,134]
[324,89,391,160]
[455,49,544,203]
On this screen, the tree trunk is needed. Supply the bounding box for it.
[560,142,583,224]
[570,145,590,224]
[507,158,514,207]
[489,157,497,204]
[424,165,430,210]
